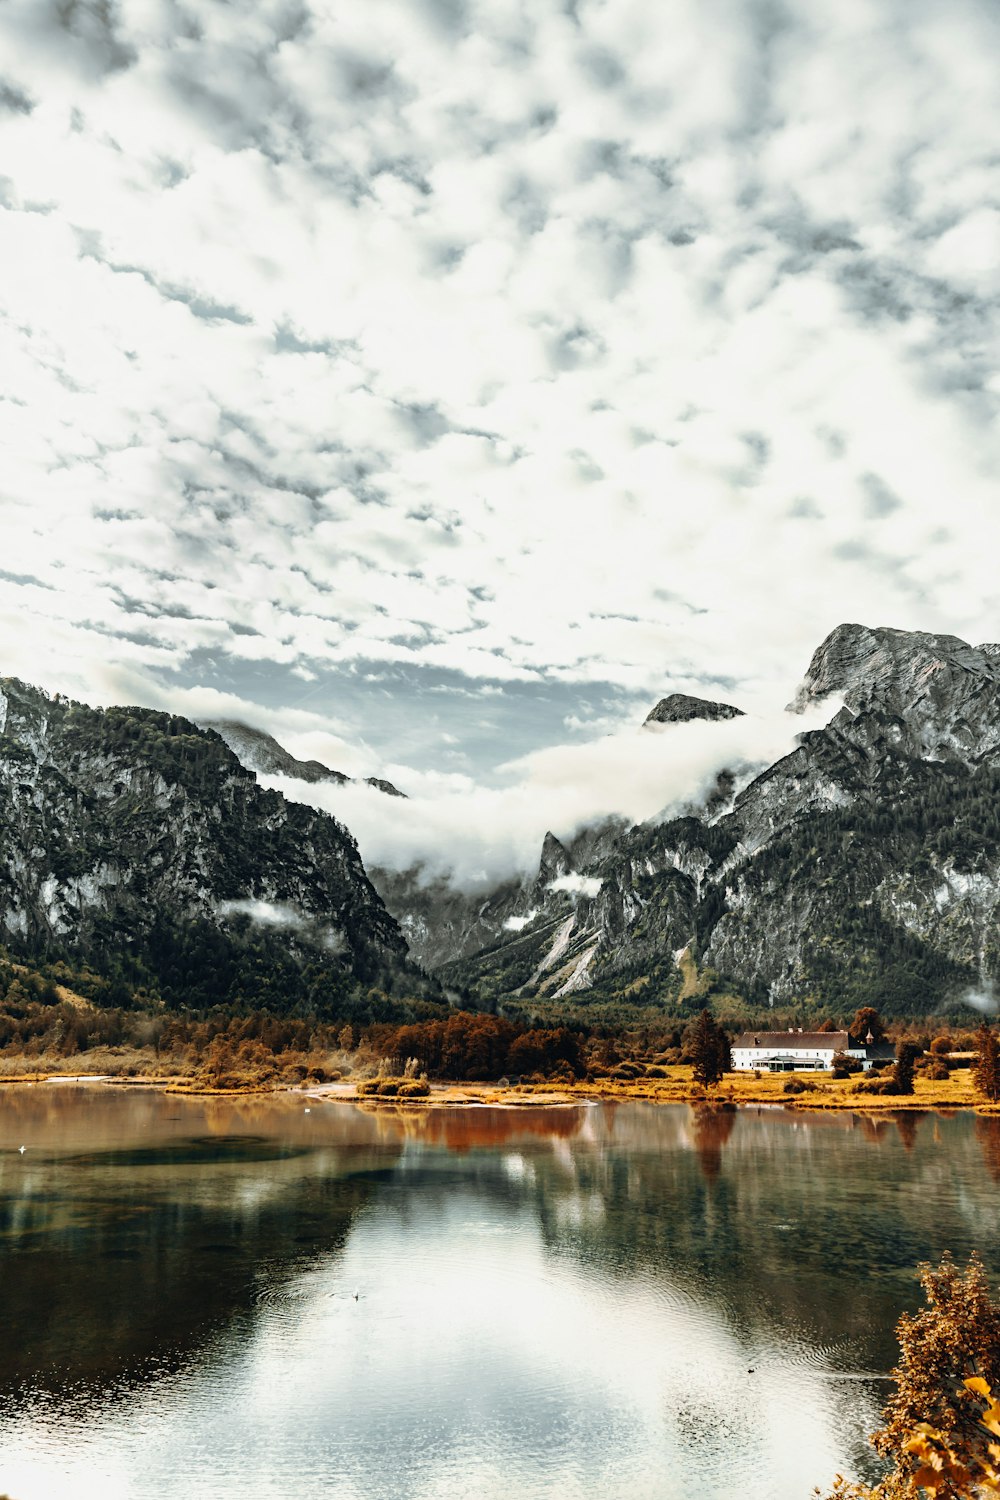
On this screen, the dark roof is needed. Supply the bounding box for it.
[733,1030,850,1050]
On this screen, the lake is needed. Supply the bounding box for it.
[2,1089,1000,1500]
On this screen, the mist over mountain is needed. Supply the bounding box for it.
[3,621,1000,1021]
[204,720,406,798]
[366,624,1000,1017]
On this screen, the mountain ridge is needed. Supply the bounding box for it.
[0,677,427,1017]
[374,623,1000,1017]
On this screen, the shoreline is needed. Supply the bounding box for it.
[1,1067,997,1115]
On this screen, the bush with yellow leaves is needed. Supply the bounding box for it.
[823,1256,1000,1499]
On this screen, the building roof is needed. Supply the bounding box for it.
[860,1041,897,1061]
[732,1030,850,1050]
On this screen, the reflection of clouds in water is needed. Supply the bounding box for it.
[0,1191,867,1500]
[7,1100,1000,1500]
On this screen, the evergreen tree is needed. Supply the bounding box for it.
[690,1008,729,1087]
[974,1021,1000,1104]
[891,1040,919,1096]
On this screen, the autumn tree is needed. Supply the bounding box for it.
[823,1255,1000,1499]
[974,1022,1000,1105]
[689,1008,729,1087]
[850,1007,887,1046]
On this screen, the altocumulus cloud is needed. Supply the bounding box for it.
[1,0,1000,778]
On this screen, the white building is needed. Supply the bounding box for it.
[730,1029,895,1073]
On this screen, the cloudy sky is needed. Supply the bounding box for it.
[2,0,1000,856]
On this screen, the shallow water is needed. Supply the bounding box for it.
[2,1089,999,1500]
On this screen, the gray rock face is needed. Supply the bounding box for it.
[644,693,744,725]
[203,721,405,797]
[412,624,1000,1015]
[0,679,412,1005]
[206,720,351,784]
[789,623,1000,762]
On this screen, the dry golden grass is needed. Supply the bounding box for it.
[502,1065,986,1112]
[0,1053,992,1114]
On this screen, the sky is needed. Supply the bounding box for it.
[2,0,1000,871]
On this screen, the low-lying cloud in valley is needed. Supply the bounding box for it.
[260,703,835,887]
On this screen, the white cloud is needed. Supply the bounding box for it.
[503,910,538,931]
[217,898,303,928]
[259,703,834,886]
[2,0,1000,776]
[548,875,603,899]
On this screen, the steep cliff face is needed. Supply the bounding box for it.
[789,623,1000,762]
[0,679,414,1009]
[428,625,1000,1015]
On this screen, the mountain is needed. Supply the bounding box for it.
[0,678,426,1015]
[204,720,405,797]
[644,693,744,725]
[377,625,1000,1017]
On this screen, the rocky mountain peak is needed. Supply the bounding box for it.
[790,623,1000,712]
[643,692,744,726]
[788,623,1000,763]
[538,831,573,884]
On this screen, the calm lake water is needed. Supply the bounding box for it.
[2,1090,1000,1500]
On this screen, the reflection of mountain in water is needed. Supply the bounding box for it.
[6,1090,1000,1423]
[425,1103,1000,1371]
[0,1089,401,1398]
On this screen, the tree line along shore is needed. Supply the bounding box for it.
[1,949,999,1112]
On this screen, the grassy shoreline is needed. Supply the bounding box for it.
[0,1054,996,1113]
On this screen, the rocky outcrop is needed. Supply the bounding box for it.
[788,623,1000,763]
[644,693,744,725]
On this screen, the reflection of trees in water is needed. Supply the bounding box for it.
[0,1093,401,1402]
[891,1111,927,1152]
[517,1104,1000,1366]
[8,1092,1000,1419]
[975,1115,1000,1182]
[691,1103,737,1183]
[364,1103,585,1154]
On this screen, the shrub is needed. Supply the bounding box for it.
[930,1035,954,1056]
[923,1060,951,1082]
[819,1256,1000,1499]
[398,1078,430,1098]
[852,1075,891,1095]
[783,1076,817,1094]
[644,1065,670,1078]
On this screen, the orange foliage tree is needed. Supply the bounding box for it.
[823,1256,1000,1499]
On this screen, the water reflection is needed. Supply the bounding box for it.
[1,1089,399,1395]
[689,1102,737,1182]
[975,1114,1000,1182]
[2,1088,1000,1500]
